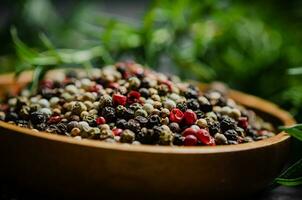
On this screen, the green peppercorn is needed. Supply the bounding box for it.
[128,77,141,89]
[72,102,87,115]
[214,133,228,145]
[99,95,113,109]
[82,114,97,126]
[80,111,89,119]
[160,108,170,118]
[0,112,5,121]
[161,117,169,125]
[157,84,169,96]
[129,103,142,111]
[143,103,154,114]
[196,118,208,128]
[120,129,135,143]
[39,108,52,116]
[135,109,148,118]
[65,84,78,94]
[153,101,162,109]
[151,94,161,101]
[19,106,30,120]
[89,127,101,136]
[163,99,176,110]
[52,108,61,115]
[221,106,232,116]
[159,127,174,145]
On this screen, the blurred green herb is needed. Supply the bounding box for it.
[11,27,113,93]
[275,125,302,186]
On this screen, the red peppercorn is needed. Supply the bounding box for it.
[184,135,198,146]
[127,90,141,103]
[183,109,197,125]
[96,117,106,125]
[195,129,215,146]
[182,127,197,137]
[0,104,9,112]
[123,71,131,79]
[169,108,184,123]
[47,115,62,124]
[40,80,53,89]
[113,94,127,106]
[238,117,249,130]
[112,128,123,136]
[257,130,267,136]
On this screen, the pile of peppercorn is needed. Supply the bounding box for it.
[0,61,275,146]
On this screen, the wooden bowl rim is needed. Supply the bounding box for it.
[0,73,296,154]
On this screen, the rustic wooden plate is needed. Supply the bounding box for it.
[0,72,296,199]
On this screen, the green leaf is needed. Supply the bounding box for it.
[275,158,302,187]
[275,177,302,187]
[280,124,302,141]
[30,66,44,94]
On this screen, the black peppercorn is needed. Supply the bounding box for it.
[116,105,125,118]
[216,97,227,107]
[195,110,204,119]
[101,107,116,122]
[200,103,212,113]
[176,102,187,112]
[35,123,46,131]
[186,99,200,110]
[124,108,135,120]
[207,120,220,135]
[169,122,180,133]
[127,119,141,133]
[16,120,28,126]
[147,114,160,128]
[41,88,56,99]
[137,128,159,144]
[220,116,236,132]
[134,116,148,127]
[67,121,79,132]
[223,129,238,141]
[56,122,68,135]
[5,112,19,122]
[140,79,151,88]
[184,89,198,99]
[173,134,184,145]
[139,88,150,98]
[116,119,128,129]
[30,111,47,124]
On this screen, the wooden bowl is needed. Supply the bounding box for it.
[0,72,296,199]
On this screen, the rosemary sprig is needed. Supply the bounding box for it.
[11,27,113,93]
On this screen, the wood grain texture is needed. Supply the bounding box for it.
[0,71,296,199]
